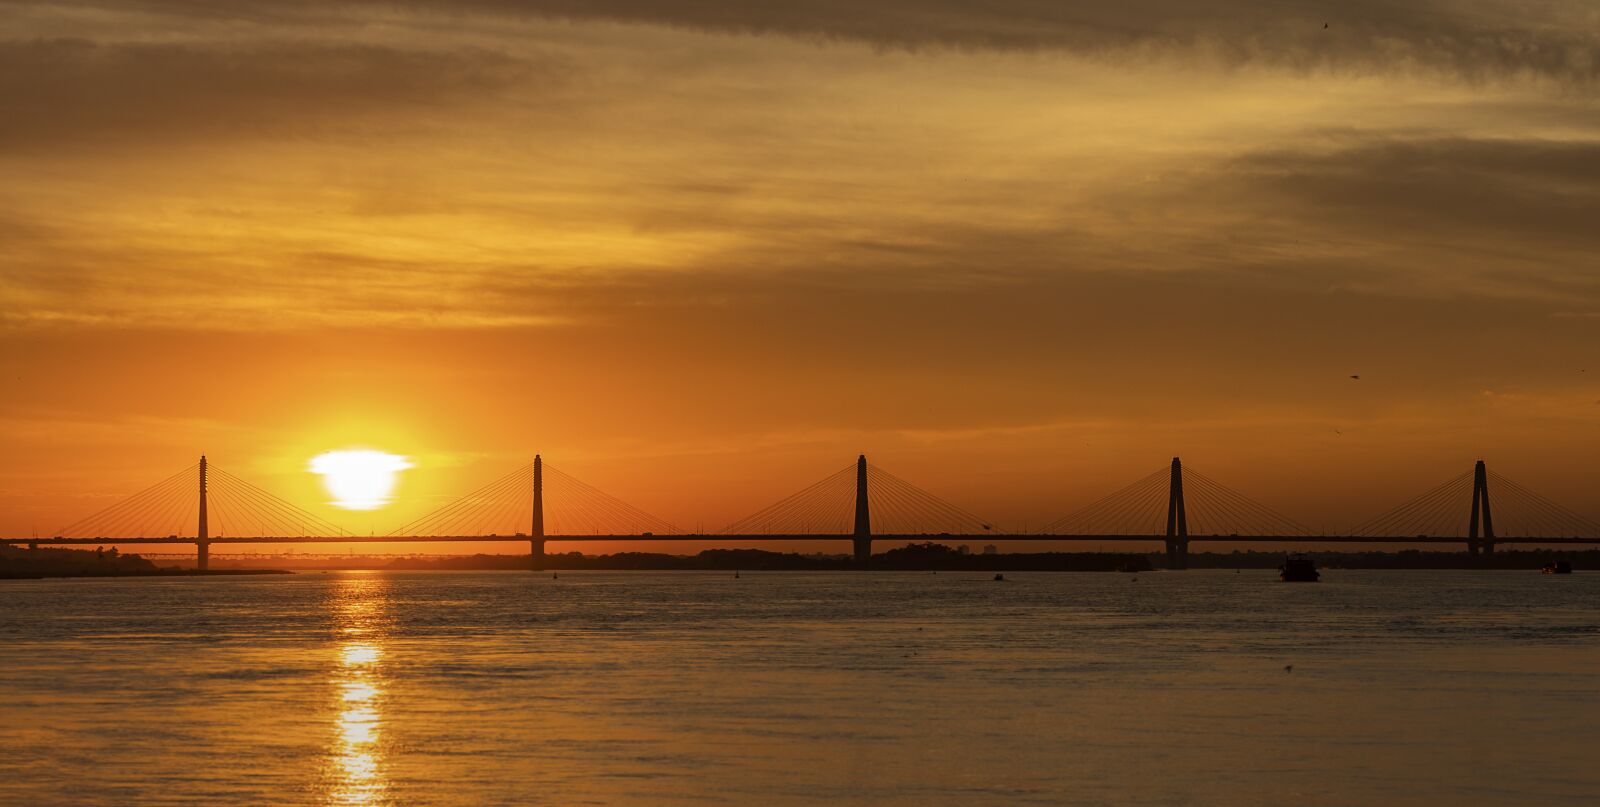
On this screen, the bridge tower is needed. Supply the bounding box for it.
[197,455,210,571]
[1165,456,1188,569]
[530,455,546,570]
[1468,459,1495,555]
[852,454,872,566]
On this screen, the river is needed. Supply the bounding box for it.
[1,569,1595,805]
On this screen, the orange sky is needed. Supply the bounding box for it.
[3,1,1599,553]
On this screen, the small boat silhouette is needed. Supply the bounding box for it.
[1279,556,1320,582]
[1542,561,1573,574]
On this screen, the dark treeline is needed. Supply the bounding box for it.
[384,544,1154,572]
[1,545,160,579]
[1194,548,1600,570]
[380,544,1593,572]
[0,546,289,579]
[8,544,1591,576]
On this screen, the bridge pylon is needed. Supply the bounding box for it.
[197,455,210,571]
[1164,456,1188,569]
[1467,459,1495,556]
[530,455,546,570]
[852,454,872,566]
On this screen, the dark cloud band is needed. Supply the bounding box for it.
[23,0,1599,83]
[0,37,550,148]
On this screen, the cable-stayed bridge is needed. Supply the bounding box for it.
[8,454,1599,570]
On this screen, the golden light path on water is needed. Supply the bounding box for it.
[328,575,389,806]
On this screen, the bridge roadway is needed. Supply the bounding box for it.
[9,534,1600,546]
[11,533,1597,571]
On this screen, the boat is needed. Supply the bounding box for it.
[1279,556,1320,582]
[1542,561,1573,574]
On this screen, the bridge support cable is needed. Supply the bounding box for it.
[541,463,678,536]
[1349,462,1599,550]
[391,464,534,537]
[1481,468,1600,540]
[863,463,997,536]
[719,456,1000,564]
[719,462,859,536]
[53,462,199,539]
[1350,470,1476,539]
[1041,458,1311,568]
[50,457,353,570]
[52,459,350,542]
[1178,465,1313,538]
[390,460,677,541]
[206,465,351,538]
[1040,466,1172,536]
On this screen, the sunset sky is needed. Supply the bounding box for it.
[3,0,1599,551]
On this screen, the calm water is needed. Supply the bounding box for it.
[0,570,1596,806]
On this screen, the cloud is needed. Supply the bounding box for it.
[58,0,1599,83]
[629,133,1600,304]
[1199,136,1600,292]
[4,3,1598,332]
[7,133,1599,330]
[0,37,551,149]
[1227,136,1600,228]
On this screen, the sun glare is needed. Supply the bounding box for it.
[309,450,412,510]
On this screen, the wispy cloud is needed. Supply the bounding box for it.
[0,37,555,150]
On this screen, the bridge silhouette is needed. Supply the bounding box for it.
[8,454,1599,570]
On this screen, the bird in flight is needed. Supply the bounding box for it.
[1349,374,1361,380]
[1323,22,1329,29]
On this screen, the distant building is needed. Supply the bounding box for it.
[957,545,971,555]
[983,544,998,555]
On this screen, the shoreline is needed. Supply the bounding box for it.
[2,568,293,580]
[7,545,1591,577]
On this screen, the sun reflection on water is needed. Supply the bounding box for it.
[327,577,390,806]
[342,682,379,703]
[342,643,382,666]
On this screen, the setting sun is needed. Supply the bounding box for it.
[309,451,413,511]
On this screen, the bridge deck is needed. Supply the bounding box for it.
[7,534,1599,545]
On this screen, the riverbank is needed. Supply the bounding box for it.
[197,545,1592,572]
[0,546,290,579]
